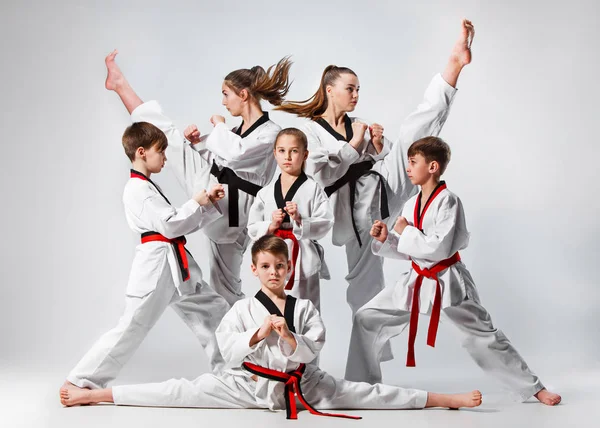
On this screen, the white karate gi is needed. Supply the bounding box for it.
[247,173,333,311]
[303,73,457,316]
[112,292,428,412]
[131,101,279,305]
[67,171,230,389]
[345,185,545,401]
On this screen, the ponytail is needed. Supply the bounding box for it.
[276,65,357,119]
[224,57,293,106]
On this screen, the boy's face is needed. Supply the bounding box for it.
[222,83,244,117]
[141,143,167,174]
[251,251,291,293]
[327,73,360,113]
[273,135,308,175]
[406,153,436,186]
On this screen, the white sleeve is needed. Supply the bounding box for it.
[292,185,334,241]
[304,126,361,188]
[142,194,222,238]
[247,191,271,241]
[278,301,325,363]
[188,134,215,164]
[131,101,210,197]
[206,122,277,170]
[371,231,410,260]
[396,195,459,260]
[215,303,267,366]
[383,74,457,212]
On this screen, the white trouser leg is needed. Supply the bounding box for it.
[170,276,230,374]
[345,284,410,384]
[344,231,393,362]
[113,373,259,408]
[208,231,249,306]
[304,368,427,410]
[442,300,544,400]
[288,273,321,312]
[67,265,176,389]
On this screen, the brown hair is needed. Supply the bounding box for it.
[122,122,168,162]
[407,136,452,176]
[276,65,357,118]
[251,235,289,265]
[224,56,293,106]
[273,128,308,151]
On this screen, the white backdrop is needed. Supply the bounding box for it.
[1,0,599,394]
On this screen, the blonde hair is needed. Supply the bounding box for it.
[276,65,357,118]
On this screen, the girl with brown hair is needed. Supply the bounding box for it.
[277,20,475,365]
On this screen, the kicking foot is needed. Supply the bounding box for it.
[60,387,92,407]
[105,49,125,91]
[534,388,561,406]
[449,19,475,67]
[448,390,483,409]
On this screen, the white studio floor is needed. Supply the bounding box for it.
[3,363,599,428]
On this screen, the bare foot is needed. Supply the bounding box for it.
[60,387,92,407]
[449,19,475,67]
[448,390,482,409]
[427,390,482,409]
[105,49,125,91]
[534,388,561,406]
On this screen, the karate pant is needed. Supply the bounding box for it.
[209,231,249,306]
[287,273,321,313]
[345,230,393,361]
[345,284,544,401]
[112,367,428,410]
[67,259,230,390]
[286,272,322,366]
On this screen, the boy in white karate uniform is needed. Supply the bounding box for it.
[104,50,292,306]
[61,235,483,417]
[248,128,333,312]
[345,136,561,406]
[61,122,230,396]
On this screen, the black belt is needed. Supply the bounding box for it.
[210,161,262,227]
[324,160,389,246]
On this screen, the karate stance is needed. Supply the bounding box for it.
[346,136,561,406]
[61,235,482,417]
[105,50,291,305]
[62,122,230,395]
[276,21,475,369]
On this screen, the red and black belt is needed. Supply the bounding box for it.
[242,362,361,420]
[273,228,299,290]
[406,252,461,367]
[141,232,190,281]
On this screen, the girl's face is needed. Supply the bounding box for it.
[273,135,308,176]
[222,83,245,117]
[326,73,360,113]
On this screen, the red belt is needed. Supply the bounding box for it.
[242,362,361,420]
[407,252,461,367]
[141,232,190,282]
[273,229,299,290]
